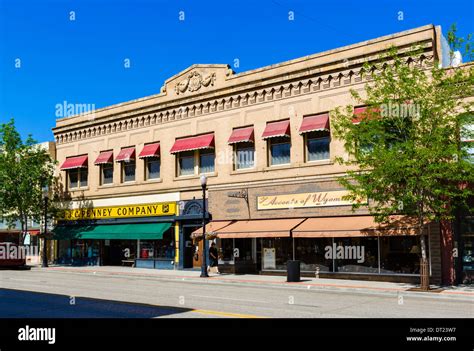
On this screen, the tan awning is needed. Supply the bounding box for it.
[292,215,427,238]
[216,218,305,238]
[191,221,233,239]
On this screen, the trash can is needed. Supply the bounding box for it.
[287,260,301,282]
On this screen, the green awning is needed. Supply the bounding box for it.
[53,223,172,240]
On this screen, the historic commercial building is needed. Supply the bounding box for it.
[52,25,465,284]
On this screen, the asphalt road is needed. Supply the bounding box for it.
[0,269,473,318]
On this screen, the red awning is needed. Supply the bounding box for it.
[139,143,160,158]
[352,106,380,124]
[228,127,254,144]
[170,133,214,154]
[94,151,114,165]
[115,148,136,162]
[60,155,88,170]
[261,120,290,139]
[299,113,330,134]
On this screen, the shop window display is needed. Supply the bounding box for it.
[334,237,379,273]
[379,236,424,274]
[295,238,333,272]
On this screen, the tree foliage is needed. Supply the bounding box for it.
[0,119,56,242]
[331,26,474,262]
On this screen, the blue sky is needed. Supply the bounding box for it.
[1,0,473,142]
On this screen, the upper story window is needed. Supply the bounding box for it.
[228,126,255,170]
[115,147,136,183]
[262,120,291,166]
[170,133,215,177]
[299,113,331,162]
[94,151,114,185]
[60,155,88,190]
[138,143,161,180]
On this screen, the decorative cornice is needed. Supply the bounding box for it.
[54,51,435,145]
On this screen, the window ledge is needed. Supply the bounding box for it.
[144,178,163,183]
[174,172,218,181]
[230,167,257,175]
[298,159,333,167]
[97,184,115,189]
[263,164,293,171]
[69,186,89,192]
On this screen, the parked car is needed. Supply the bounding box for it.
[0,242,26,268]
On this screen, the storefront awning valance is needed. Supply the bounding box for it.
[170,133,215,154]
[52,222,171,240]
[115,148,136,162]
[215,219,305,238]
[60,155,88,170]
[139,143,160,158]
[292,215,427,238]
[191,221,233,239]
[299,113,330,134]
[94,151,114,165]
[228,127,254,144]
[261,120,290,139]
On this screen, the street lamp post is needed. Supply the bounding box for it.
[200,175,209,278]
[42,186,49,268]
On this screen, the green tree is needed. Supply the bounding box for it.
[331,26,474,289]
[0,119,56,244]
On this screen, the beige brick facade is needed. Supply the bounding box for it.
[52,25,444,282]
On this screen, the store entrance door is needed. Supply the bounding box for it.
[182,226,201,269]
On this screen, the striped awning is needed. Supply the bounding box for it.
[115,148,136,162]
[299,113,330,133]
[60,155,88,170]
[94,151,113,165]
[139,143,160,158]
[228,127,254,144]
[170,133,214,154]
[262,120,290,139]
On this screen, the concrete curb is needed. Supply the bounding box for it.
[33,266,474,302]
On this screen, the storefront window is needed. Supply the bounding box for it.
[460,216,474,284]
[379,236,423,274]
[219,239,234,262]
[139,231,175,259]
[334,237,379,274]
[261,238,291,270]
[295,238,333,272]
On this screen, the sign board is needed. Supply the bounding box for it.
[62,202,176,221]
[257,190,365,210]
[263,248,276,270]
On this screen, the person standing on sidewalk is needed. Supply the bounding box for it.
[208,242,220,274]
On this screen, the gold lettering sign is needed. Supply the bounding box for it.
[257,191,365,210]
[62,202,176,220]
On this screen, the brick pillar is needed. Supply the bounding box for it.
[440,219,456,286]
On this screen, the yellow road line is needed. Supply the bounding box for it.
[192,309,265,319]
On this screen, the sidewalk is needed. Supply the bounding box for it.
[31,265,474,301]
